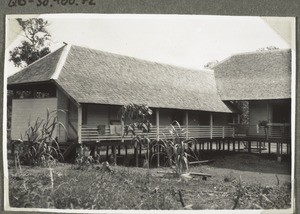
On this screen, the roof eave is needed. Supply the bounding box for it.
[7,80,53,89]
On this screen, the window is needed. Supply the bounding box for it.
[12,84,56,99]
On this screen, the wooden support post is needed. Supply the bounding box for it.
[91,146,96,158]
[125,145,128,157]
[222,126,225,138]
[147,140,150,169]
[118,145,121,155]
[121,119,125,143]
[228,140,230,151]
[232,116,235,138]
[268,141,271,154]
[248,141,251,153]
[233,140,235,152]
[156,109,160,167]
[112,145,117,165]
[259,141,261,154]
[185,111,189,139]
[238,140,240,152]
[96,147,100,162]
[210,113,213,139]
[77,105,82,144]
[139,144,142,157]
[135,147,138,167]
[106,146,109,161]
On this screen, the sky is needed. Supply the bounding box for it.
[5,14,293,76]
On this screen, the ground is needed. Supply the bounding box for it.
[8,153,291,210]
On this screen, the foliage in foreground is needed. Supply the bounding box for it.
[10,167,182,209]
[153,121,199,176]
[12,109,66,167]
[9,166,291,210]
[120,103,153,167]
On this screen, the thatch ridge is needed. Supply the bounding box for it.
[213,49,291,100]
[55,45,232,112]
[7,44,233,112]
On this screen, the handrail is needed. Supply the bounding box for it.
[80,124,234,142]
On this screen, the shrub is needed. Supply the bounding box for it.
[73,146,94,170]
[120,103,153,167]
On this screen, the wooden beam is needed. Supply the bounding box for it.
[157,171,212,177]
[232,116,235,138]
[237,114,241,124]
[222,126,225,138]
[156,109,160,141]
[189,160,214,165]
[185,111,189,139]
[121,119,124,143]
[77,104,82,144]
[210,113,213,139]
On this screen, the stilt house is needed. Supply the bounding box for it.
[8,45,236,145]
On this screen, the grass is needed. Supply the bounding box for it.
[8,154,291,210]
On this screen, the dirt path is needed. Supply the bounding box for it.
[193,154,291,186]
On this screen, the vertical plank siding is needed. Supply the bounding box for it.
[11,98,58,141]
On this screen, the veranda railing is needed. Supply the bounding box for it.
[80,125,234,142]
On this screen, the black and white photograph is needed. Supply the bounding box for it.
[3,14,295,212]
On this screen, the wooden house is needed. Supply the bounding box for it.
[213,49,291,139]
[8,45,236,145]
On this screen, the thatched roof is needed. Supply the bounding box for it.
[8,45,232,113]
[8,47,65,85]
[213,49,291,101]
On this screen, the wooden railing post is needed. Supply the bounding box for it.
[156,109,160,167]
[77,105,82,144]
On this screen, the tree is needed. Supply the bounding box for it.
[9,18,51,67]
[204,60,219,69]
[257,46,279,52]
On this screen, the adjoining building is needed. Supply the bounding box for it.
[213,49,291,139]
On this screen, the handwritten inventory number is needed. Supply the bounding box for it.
[8,0,96,7]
